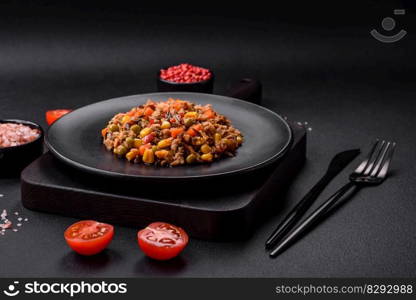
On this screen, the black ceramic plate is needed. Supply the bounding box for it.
[45,92,292,181]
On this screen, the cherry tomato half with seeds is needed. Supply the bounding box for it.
[64,220,114,256]
[46,109,72,125]
[137,222,189,260]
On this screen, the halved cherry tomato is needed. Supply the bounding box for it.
[64,220,114,256]
[137,222,189,260]
[46,109,72,125]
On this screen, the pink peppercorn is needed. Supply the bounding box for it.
[160,63,212,83]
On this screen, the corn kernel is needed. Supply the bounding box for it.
[201,153,213,162]
[186,153,197,164]
[194,137,205,146]
[214,133,221,143]
[161,121,171,129]
[140,127,152,138]
[121,115,131,124]
[126,149,139,161]
[157,138,172,149]
[184,111,198,119]
[155,150,169,159]
[142,148,155,163]
[134,138,143,148]
[200,144,211,154]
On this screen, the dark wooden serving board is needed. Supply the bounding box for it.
[21,123,306,241]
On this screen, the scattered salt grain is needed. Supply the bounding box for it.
[294,121,313,133]
[1,209,7,220]
[0,209,28,236]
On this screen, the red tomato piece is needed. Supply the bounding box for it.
[64,220,114,256]
[137,222,189,260]
[142,133,155,144]
[46,109,72,125]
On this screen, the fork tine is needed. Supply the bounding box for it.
[370,142,391,177]
[377,142,396,179]
[354,140,380,174]
[363,140,386,175]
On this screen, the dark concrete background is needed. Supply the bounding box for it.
[0,1,415,277]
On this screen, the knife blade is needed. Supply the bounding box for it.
[265,148,360,249]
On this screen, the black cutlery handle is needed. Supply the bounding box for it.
[224,78,262,104]
[269,181,357,258]
[265,174,333,249]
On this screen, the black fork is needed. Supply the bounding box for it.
[270,140,396,257]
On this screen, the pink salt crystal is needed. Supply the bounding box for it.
[0,221,12,229]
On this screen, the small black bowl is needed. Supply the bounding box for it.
[156,67,214,94]
[0,119,44,176]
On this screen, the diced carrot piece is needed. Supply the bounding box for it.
[187,124,202,137]
[101,128,108,137]
[139,143,152,156]
[192,124,203,131]
[135,109,144,117]
[187,128,197,137]
[170,127,184,138]
[127,109,136,117]
[203,109,215,119]
[144,107,154,117]
[173,101,183,111]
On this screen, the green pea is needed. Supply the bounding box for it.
[184,118,195,128]
[124,137,135,148]
[114,145,128,156]
[109,124,119,132]
[186,153,197,164]
[130,124,141,135]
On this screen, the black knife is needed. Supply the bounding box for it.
[265,149,360,249]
